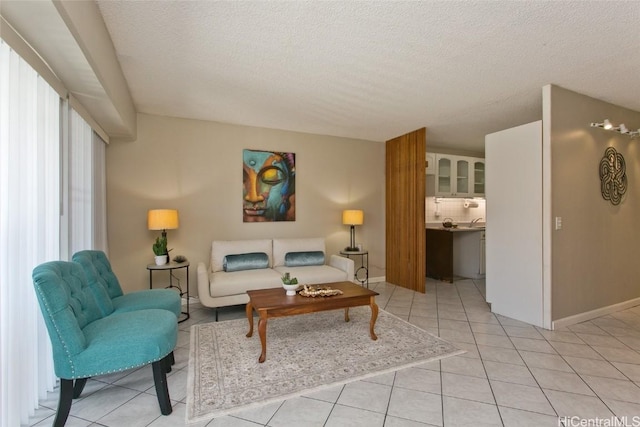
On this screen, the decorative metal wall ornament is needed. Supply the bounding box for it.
[599,146,627,206]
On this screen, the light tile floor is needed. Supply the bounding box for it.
[27,278,640,427]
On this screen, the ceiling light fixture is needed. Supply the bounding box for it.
[590,119,639,139]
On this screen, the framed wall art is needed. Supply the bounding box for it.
[243,149,296,222]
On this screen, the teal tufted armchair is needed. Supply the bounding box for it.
[72,250,181,318]
[32,261,178,427]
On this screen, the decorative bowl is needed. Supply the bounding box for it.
[282,283,300,296]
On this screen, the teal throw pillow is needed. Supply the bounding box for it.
[223,252,269,272]
[284,251,325,267]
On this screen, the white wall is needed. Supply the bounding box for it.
[485,121,544,327]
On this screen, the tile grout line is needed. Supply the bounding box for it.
[434,279,446,427]
[457,280,506,427]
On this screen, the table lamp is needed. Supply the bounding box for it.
[148,209,179,261]
[342,209,363,252]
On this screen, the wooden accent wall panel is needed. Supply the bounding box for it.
[385,128,426,293]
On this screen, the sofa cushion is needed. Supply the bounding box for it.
[273,265,348,285]
[211,239,273,272]
[210,268,282,297]
[77,309,177,378]
[273,238,325,267]
[285,251,325,267]
[111,289,181,318]
[223,252,269,272]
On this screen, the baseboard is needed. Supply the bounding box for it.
[552,297,640,330]
[369,276,385,284]
[184,295,200,305]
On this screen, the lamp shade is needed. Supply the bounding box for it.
[342,210,364,226]
[148,209,179,230]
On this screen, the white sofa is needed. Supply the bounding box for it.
[197,237,354,315]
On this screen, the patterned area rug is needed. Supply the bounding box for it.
[186,307,464,424]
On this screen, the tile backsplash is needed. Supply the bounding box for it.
[425,197,486,224]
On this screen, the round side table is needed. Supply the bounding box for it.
[339,249,369,288]
[146,261,190,323]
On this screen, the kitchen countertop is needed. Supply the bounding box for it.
[426,223,485,232]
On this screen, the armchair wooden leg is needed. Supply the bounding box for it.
[72,378,88,399]
[164,351,175,373]
[152,356,172,415]
[53,379,74,427]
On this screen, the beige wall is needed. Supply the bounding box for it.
[106,113,385,294]
[549,86,640,320]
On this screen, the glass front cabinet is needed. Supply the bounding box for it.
[436,156,452,195]
[434,154,484,197]
[473,159,485,196]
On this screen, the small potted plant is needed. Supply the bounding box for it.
[281,272,299,296]
[152,236,168,265]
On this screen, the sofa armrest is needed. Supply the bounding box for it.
[197,262,211,299]
[329,254,354,281]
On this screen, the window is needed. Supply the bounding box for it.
[0,39,108,425]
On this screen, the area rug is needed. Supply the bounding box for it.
[186,307,464,424]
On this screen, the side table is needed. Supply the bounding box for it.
[147,261,190,323]
[339,249,369,288]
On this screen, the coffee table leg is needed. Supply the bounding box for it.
[369,299,379,341]
[344,307,350,322]
[258,312,268,363]
[246,302,254,338]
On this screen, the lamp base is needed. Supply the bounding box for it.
[344,225,359,253]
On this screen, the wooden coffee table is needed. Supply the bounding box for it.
[246,281,379,363]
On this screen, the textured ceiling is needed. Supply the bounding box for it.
[96,1,640,151]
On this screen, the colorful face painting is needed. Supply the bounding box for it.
[243,149,296,222]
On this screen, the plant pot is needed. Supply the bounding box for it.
[154,255,168,266]
[282,283,299,296]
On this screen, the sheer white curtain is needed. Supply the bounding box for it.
[0,40,59,426]
[69,108,94,254]
[0,36,108,427]
[63,108,109,256]
[93,132,109,253]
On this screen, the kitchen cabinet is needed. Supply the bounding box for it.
[429,153,485,197]
[426,228,453,282]
[473,159,485,196]
[425,153,435,175]
[436,155,470,197]
[452,230,485,279]
[426,227,485,283]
